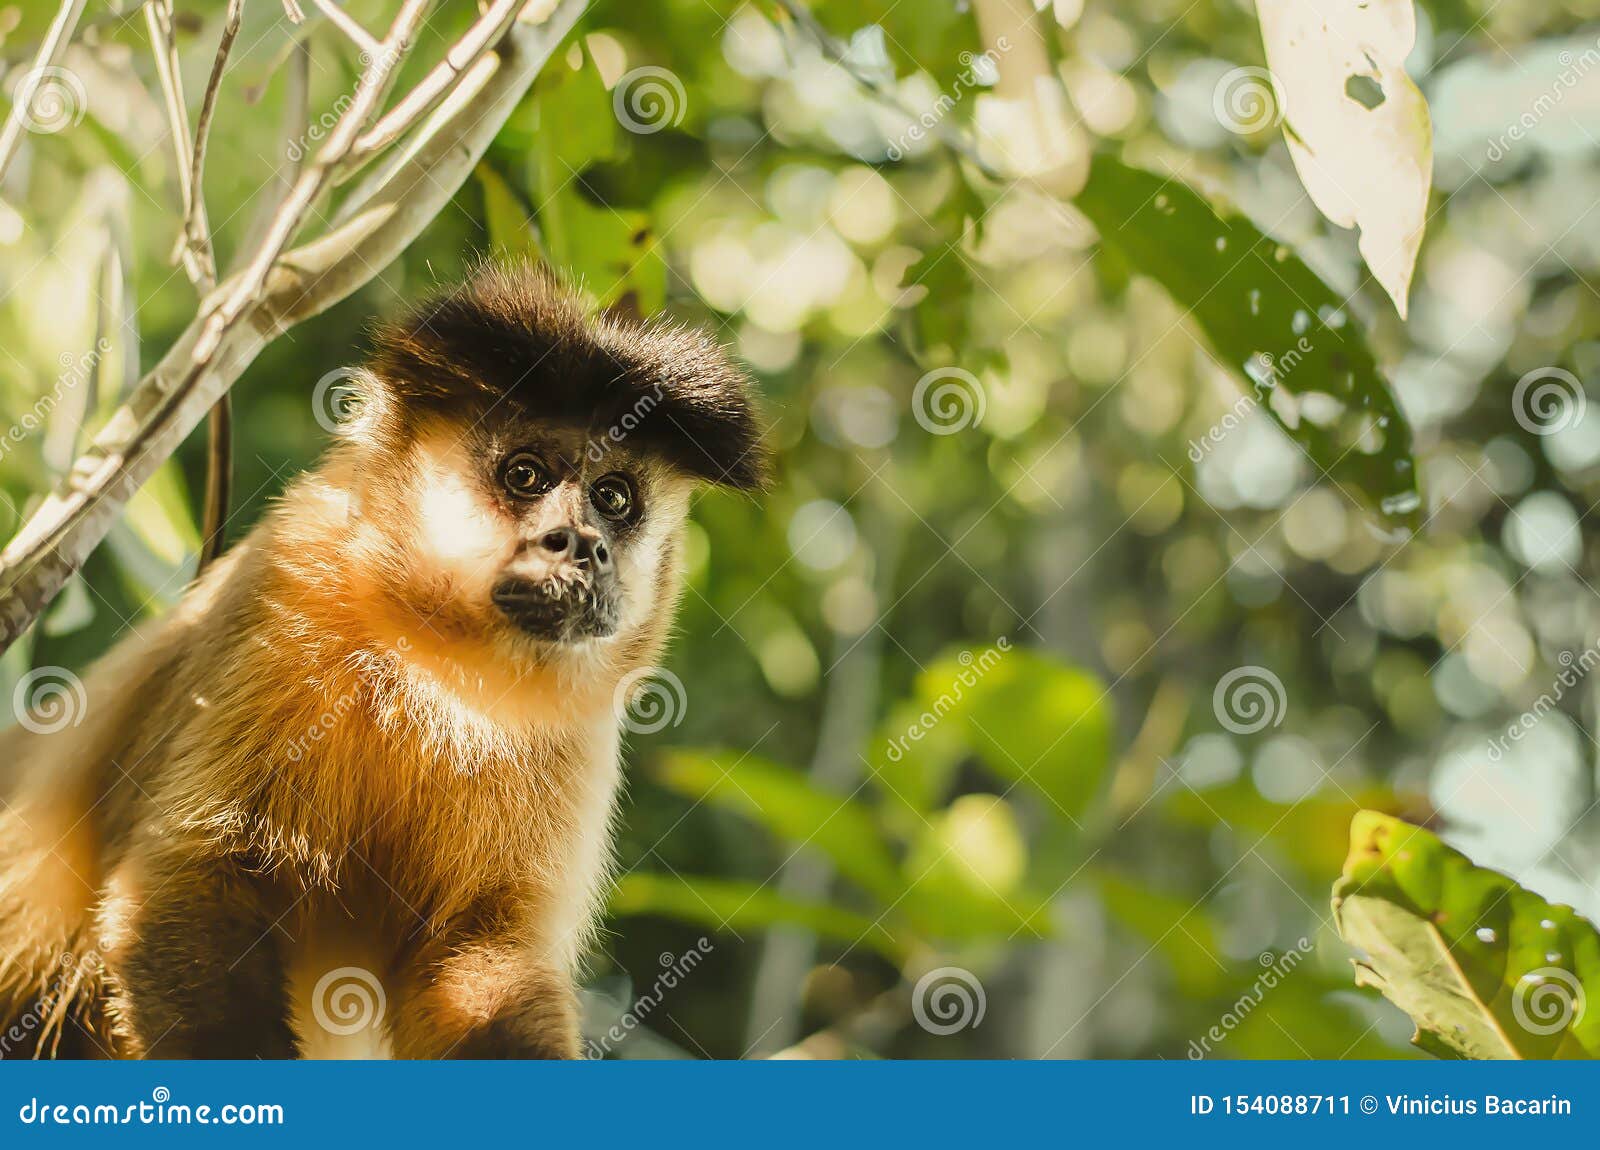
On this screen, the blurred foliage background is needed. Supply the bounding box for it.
[2,0,1599,1059]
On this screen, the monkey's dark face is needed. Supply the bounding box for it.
[373,417,691,660]
[485,435,634,641]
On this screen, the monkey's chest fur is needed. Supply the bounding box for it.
[0,597,627,1059]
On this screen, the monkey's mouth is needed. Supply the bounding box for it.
[492,575,620,641]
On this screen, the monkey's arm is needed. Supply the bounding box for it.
[109,846,298,1059]
[389,911,579,1059]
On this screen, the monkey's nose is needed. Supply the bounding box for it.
[536,526,612,573]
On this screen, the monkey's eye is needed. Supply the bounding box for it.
[500,452,547,499]
[590,474,635,522]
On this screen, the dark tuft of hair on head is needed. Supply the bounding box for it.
[364,262,769,490]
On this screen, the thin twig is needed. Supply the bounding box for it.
[191,0,243,572]
[0,0,590,652]
[310,0,382,56]
[349,0,523,160]
[189,0,242,289]
[145,0,217,288]
[192,0,434,362]
[0,0,89,184]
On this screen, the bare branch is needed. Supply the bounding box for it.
[310,0,382,57]
[349,0,524,161]
[189,0,243,290]
[0,0,89,184]
[192,0,434,362]
[192,0,244,573]
[145,0,217,288]
[282,0,306,23]
[0,0,590,653]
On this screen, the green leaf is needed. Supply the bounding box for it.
[653,750,905,905]
[476,164,545,261]
[608,872,906,961]
[1332,811,1600,1059]
[917,645,1112,827]
[1073,154,1419,527]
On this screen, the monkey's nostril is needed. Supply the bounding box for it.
[593,541,610,567]
[540,529,573,554]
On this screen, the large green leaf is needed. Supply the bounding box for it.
[1332,811,1600,1059]
[608,873,906,961]
[653,750,905,905]
[917,646,1113,827]
[1074,155,1419,527]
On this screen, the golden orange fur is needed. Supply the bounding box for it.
[0,268,764,1059]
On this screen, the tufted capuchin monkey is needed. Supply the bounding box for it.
[0,264,766,1059]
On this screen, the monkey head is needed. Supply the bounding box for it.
[322,264,766,667]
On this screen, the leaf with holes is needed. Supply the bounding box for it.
[1257,0,1433,317]
[1074,154,1419,527]
[1332,811,1600,1059]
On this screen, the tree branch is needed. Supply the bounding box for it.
[0,0,590,652]
[178,0,245,571]
[0,0,87,184]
